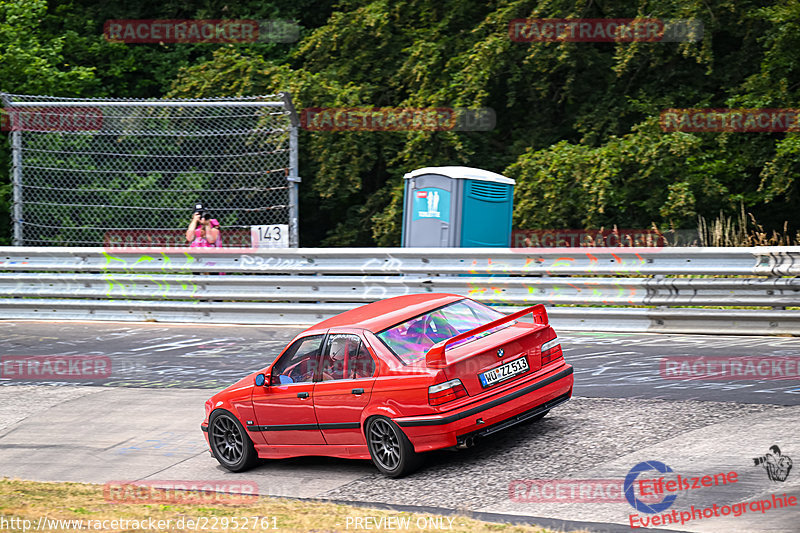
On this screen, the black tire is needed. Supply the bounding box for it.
[208,410,258,472]
[365,416,422,478]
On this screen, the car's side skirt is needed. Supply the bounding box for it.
[247,422,360,432]
[254,443,370,460]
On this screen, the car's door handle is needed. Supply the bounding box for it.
[351,388,364,395]
[297,392,310,399]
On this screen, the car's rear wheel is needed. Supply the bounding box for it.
[209,410,258,472]
[365,416,421,478]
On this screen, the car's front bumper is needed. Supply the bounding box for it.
[394,364,574,452]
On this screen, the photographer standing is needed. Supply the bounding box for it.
[186,204,221,248]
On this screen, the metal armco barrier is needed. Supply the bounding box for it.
[0,246,798,335]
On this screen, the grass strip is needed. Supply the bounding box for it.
[0,478,584,533]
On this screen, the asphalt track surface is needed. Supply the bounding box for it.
[1,321,799,533]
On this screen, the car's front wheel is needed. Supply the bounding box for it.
[365,416,421,478]
[209,410,258,472]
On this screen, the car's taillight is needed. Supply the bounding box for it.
[428,378,468,406]
[541,337,563,365]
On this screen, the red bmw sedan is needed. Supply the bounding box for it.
[201,293,573,477]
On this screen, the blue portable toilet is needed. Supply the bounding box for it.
[401,166,515,247]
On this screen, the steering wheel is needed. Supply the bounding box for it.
[284,359,313,383]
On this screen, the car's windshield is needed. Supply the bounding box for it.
[376,299,510,364]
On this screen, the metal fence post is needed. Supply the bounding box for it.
[282,91,301,248]
[10,128,22,246]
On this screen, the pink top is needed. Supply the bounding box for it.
[190,228,210,248]
[190,227,222,248]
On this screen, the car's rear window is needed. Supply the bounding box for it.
[376,299,509,364]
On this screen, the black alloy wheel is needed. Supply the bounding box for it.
[209,410,258,472]
[365,416,421,478]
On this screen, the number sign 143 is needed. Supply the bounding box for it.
[251,224,289,248]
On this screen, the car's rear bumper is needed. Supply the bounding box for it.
[394,364,573,452]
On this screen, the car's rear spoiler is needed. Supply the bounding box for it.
[425,304,548,368]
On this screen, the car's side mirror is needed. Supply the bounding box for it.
[254,373,266,387]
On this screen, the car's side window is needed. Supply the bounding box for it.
[321,334,376,381]
[424,311,458,343]
[271,335,323,384]
[350,341,376,379]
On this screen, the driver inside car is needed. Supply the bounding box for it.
[322,338,347,380]
[282,356,316,383]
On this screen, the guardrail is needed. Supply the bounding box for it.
[1,246,798,335]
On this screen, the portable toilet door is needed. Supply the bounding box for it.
[459,174,515,247]
[401,166,515,247]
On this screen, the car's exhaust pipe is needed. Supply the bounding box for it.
[458,436,478,449]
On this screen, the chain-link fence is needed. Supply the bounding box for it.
[1,93,299,247]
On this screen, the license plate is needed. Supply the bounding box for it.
[479,357,529,387]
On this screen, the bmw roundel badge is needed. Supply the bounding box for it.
[497,348,504,357]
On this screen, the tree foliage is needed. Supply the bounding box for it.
[1,0,798,245]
